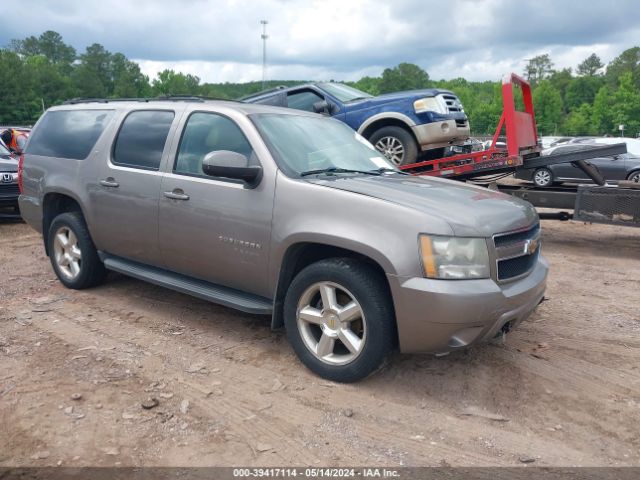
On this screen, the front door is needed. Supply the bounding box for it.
[158,111,274,297]
[90,109,177,265]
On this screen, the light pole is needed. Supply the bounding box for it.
[261,20,268,90]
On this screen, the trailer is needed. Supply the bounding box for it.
[399,73,639,228]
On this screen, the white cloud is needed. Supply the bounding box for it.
[2,0,639,84]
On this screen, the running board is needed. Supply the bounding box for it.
[100,253,273,315]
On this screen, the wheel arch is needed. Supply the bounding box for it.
[42,191,86,256]
[626,169,640,181]
[271,242,396,335]
[359,116,418,146]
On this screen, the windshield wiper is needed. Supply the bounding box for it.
[300,167,382,177]
[370,167,409,175]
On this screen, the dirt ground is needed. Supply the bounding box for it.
[0,217,638,468]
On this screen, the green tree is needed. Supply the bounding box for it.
[349,76,381,95]
[72,43,114,98]
[525,54,554,85]
[563,103,595,135]
[111,53,151,97]
[0,50,34,122]
[533,80,563,135]
[576,53,604,76]
[378,63,430,93]
[610,72,640,136]
[565,76,604,111]
[605,46,640,89]
[591,85,615,134]
[9,30,76,68]
[24,55,73,111]
[152,70,201,95]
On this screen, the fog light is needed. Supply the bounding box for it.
[441,123,450,133]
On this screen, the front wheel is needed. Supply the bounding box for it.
[369,126,418,166]
[48,212,106,289]
[627,171,640,183]
[533,168,554,187]
[283,258,395,383]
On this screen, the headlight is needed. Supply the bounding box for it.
[419,235,490,279]
[413,97,447,114]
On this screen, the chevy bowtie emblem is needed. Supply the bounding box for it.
[523,239,538,255]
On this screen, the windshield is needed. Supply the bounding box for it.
[0,141,10,156]
[318,83,373,103]
[252,114,396,177]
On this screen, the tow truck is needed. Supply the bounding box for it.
[399,73,640,228]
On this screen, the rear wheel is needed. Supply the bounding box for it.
[369,126,418,166]
[48,212,106,289]
[533,168,554,187]
[283,258,395,382]
[627,171,640,183]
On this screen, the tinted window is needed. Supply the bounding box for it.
[113,110,174,170]
[26,110,114,160]
[174,112,255,177]
[287,90,324,112]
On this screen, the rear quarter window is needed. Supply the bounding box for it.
[26,110,114,160]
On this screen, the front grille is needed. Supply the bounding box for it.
[455,119,468,128]
[438,93,465,114]
[0,183,19,196]
[493,224,540,281]
[498,250,539,280]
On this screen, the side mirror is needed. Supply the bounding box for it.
[313,100,332,115]
[202,150,262,187]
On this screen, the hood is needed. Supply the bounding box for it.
[0,156,18,172]
[347,88,453,109]
[306,174,538,237]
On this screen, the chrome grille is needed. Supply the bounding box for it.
[493,224,540,281]
[437,93,464,113]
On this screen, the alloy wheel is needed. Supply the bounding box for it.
[296,281,367,365]
[534,169,552,187]
[375,136,405,165]
[53,226,82,280]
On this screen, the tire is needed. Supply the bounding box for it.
[283,258,395,383]
[369,126,418,166]
[627,171,640,183]
[532,167,554,188]
[47,212,106,289]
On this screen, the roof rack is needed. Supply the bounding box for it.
[62,98,150,105]
[62,95,237,105]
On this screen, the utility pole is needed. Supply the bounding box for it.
[261,20,269,90]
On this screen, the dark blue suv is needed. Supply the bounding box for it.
[243,82,470,166]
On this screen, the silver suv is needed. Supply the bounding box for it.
[19,99,548,382]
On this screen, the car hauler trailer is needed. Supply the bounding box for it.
[399,73,639,228]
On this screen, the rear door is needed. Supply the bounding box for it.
[89,109,179,266]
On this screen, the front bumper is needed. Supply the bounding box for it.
[412,119,470,150]
[388,256,548,353]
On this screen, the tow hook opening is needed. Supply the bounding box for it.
[493,320,515,343]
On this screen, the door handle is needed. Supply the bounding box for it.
[99,178,119,188]
[164,189,190,201]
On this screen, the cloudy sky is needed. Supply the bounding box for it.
[2,0,639,84]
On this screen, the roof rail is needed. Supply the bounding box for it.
[62,98,150,105]
[62,95,237,105]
